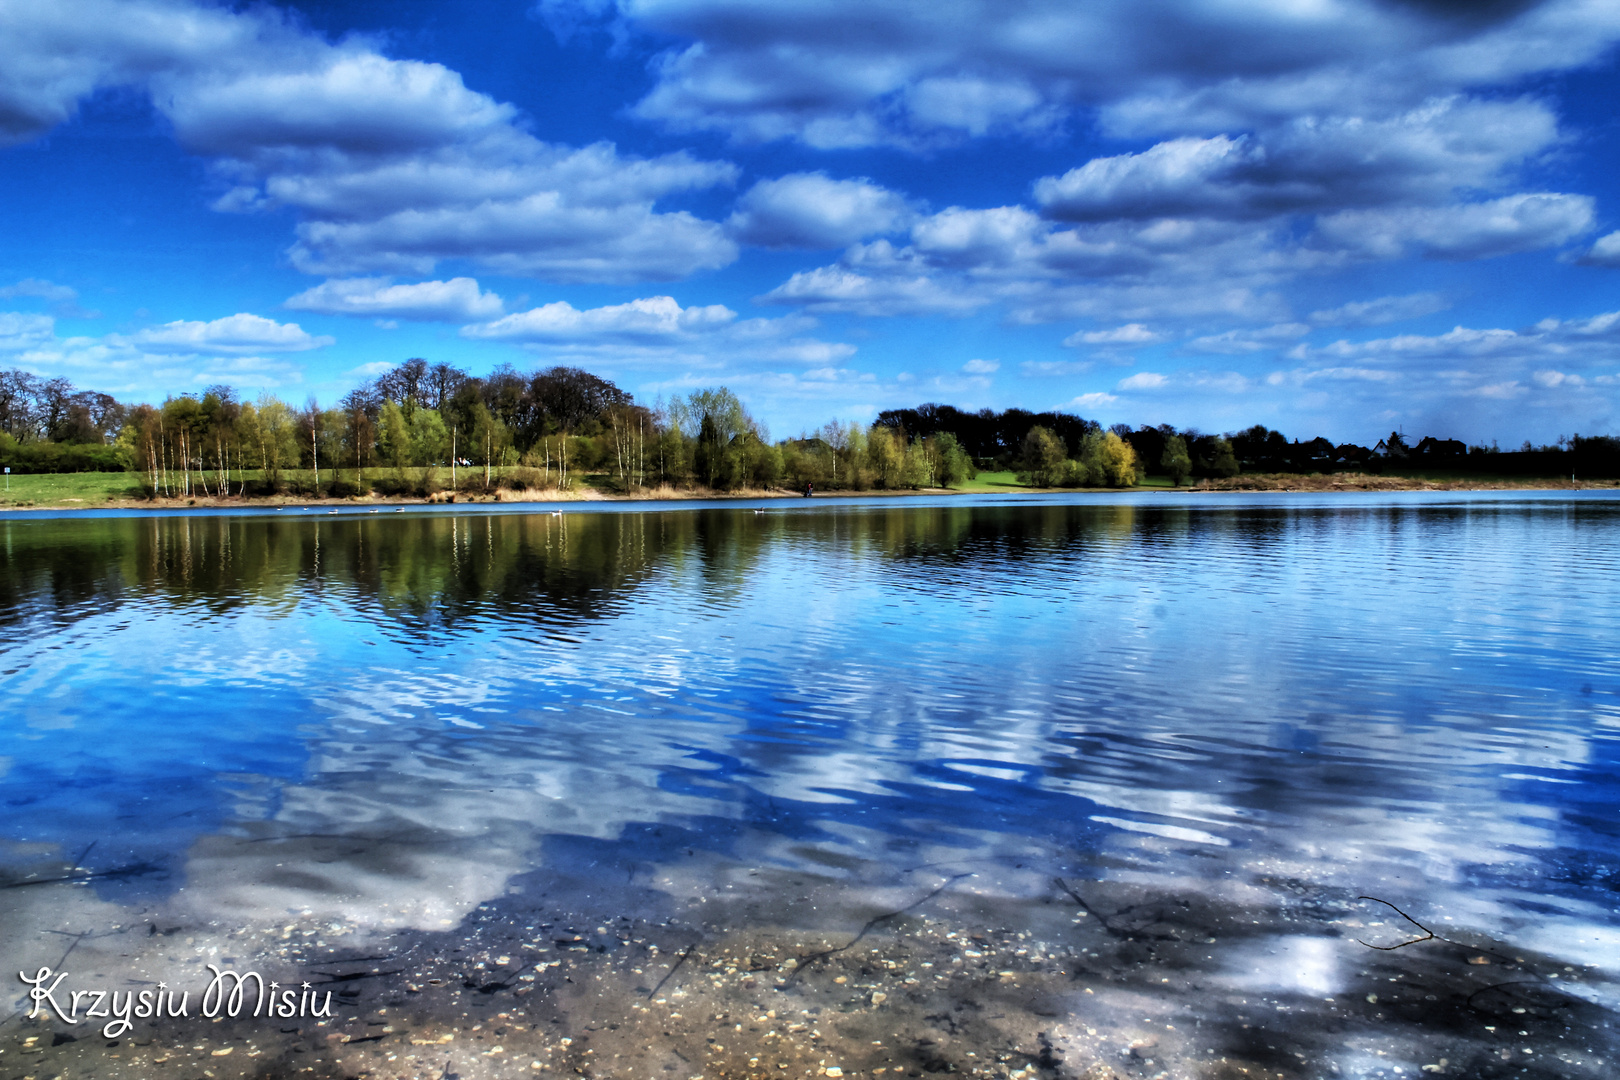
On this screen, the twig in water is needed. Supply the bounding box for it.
[648,945,696,998]
[1053,877,1185,941]
[785,872,972,982]
[3,860,166,889]
[1355,895,1435,950]
[49,929,90,969]
[1053,877,1122,935]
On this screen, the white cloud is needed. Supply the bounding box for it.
[286,277,504,322]
[762,208,1305,323]
[0,278,77,303]
[1188,323,1311,355]
[757,261,987,317]
[1,1,740,284]
[128,313,333,354]
[726,172,916,249]
[5,329,309,398]
[0,278,98,318]
[1117,372,1167,390]
[1036,135,1261,220]
[1540,310,1620,337]
[1263,366,1401,387]
[1314,193,1594,261]
[462,295,735,342]
[905,74,1060,139]
[1020,359,1093,377]
[1064,323,1163,346]
[1035,98,1561,223]
[282,163,737,281]
[0,312,56,351]
[1308,292,1450,327]
[1300,324,1532,362]
[961,358,999,374]
[1276,313,1620,412]
[456,294,857,372]
[1068,391,1120,409]
[536,0,1620,150]
[1578,229,1620,267]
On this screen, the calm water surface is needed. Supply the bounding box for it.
[2,492,1618,1075]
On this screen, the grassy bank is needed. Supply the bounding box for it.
[1,466,1614,510]
[0,471,146,507]
[1188,470,1619,492]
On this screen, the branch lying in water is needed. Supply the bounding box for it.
[648,945,696,998]
[784,872,973,984]
[1355,895,1436,950]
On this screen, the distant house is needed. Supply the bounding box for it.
[1414,436,1466,458]
[1334,443,1372,466]
[1302,436,1336,465]
[1372,433,1410,459]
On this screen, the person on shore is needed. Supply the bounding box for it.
[805,481,814,497]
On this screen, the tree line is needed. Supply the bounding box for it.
[2,363,1616,493]
[0,361,985,496]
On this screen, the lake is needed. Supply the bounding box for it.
[2,492,1616,1080]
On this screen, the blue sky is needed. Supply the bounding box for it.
[2,0,1619,444]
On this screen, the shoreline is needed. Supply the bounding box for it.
[6,852,1612,1080]
[1,471,1616,513]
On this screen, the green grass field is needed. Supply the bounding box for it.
[951,470,1188,492]
[1,465,1594,510]
[952,469,1025,491]
[0,471,146,507]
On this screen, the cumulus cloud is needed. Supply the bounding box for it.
[1309,292,1451,327]
[1281,312,1620,397]
[456,294,857,370]
[0,312,56,351]
[0,278,98,318]
[961,358,999,374]
[726,172,916,249]
[1020,359,1093,377]
[276,148,738,280]
[1577,229,1620,267]
[1064,323,1163,346]
[286,277,504,322]
[1314,193,1594,260]
[0,278,77,303]
[462,295,735,342]
[762,206,1305,323]
[535,0,1620,149]
[755,102,1587,328]
[1532,369,1583,388]
[1117,372,1167,390]
[530,1,1607,336]
[2,0,739,283]
[758,261,988,317]
[127,313,333,354]
[1187,323,1311,355]
[2,322,309,398]
[1035,98,1561,223]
